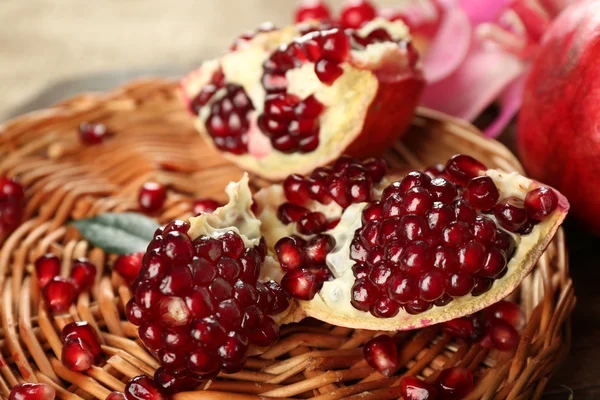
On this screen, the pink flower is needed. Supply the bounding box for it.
[381,0,568,137]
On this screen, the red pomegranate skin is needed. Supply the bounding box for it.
[517,0,600,233]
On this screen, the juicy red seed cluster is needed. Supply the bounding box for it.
[277,156,387,234]
[127,221,288,381]
[39,256,96,313]
[258,93,324,154]
[61,321,102,371]
[442,299,522,352]
[79,122,108,145]
[138,182,167,213]
[0,176,24,237]
[276,234,335,300]
[189,69,225,114]
[230,22,276,51]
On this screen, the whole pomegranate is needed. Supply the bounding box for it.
[518,0,600,234]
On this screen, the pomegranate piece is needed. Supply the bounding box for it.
[61,337,94,371]
[488,319,520,351]
[114,252,144,282]
[524,186,558,221]
[125,375,166,400]
[106,392,127,400]
[399,376,438,400]
[79,122,107,145]
[127,218,288,384]
[9,383,55,400]
[69,258,97,291]
[0,176,25,236]
[35,253,61,288]
[436,367,474,399]
[363,334,398,376]
[193,198,222,215]
[340,0,377,29]
[43,276,77,313]
[295,0,331,23]
[485,299,524,329]
[0,177,24,201]
[256,154,568,331]
[62,321,103,359]
[138,182,166,213]
[181,18,424,180]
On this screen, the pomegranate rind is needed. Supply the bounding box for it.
[180,21,424,181]
[278,170,569,330]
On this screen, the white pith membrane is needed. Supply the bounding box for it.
[180,18,422,180]
[255,169,569,331]
[186,173,293,324]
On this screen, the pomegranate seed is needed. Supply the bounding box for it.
[295,0,331,23]
[79,122,107,145]
[62,321,102,359]
[388,272,418,304]
[283,174,311,205]
[363,158,388,182]
[114,252,144,282]
[419,270,446,301]
[489,319,520,351]
[433,247,457,273]
[304,234,335,265]
[399,376,438,400]
[138,182,166,213]
[0,176,24,201]
[427,203,454,231]
[465,176,499,210]
[125,375,165,400]
[264,280,290,315]
[486,300,524,329]
[442,317,476,339]
[62,337,94,371]
[370,295,400,318]
[398,171,431,195]
[524,186,558,220]
[363,335,398,376]
[281,267,326,300]
[43,276,77,313]
[315,58,344,85]
[425,163,445,178]
[494,196,528,232]
[154,368,197,394]
[0,198,23,233]
[446,273,475,297]
[404,298,432,314]
[457,241,485,274]
[35,253,61,288]
[442,221,472,248]
[401,187,433,215]
[297,212,327,234]
[471,277,493,296]
[70,258,97,291]
[8,383,55,400]
[429,178,458,204]
[277,203,309,224]
[351,279,377,311]
[340,0,377,29]
[444,154,487,186]
[106,392,127,400]
[193,198,221,215]
[436,367,474,399]
[275,236,306,271]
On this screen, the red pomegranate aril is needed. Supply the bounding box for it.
[264,280,290,315]
[425,163,445,178]
[494,196,528,232]
[517,219,536,234]
[239,249,261,284]
[405,298,432,314]
[471,277,493,296]
[471,216,496,245]
[70,258,97,292]
[79,122,107,145]
[362,201,382,224]
[9,383,55,400]
[480,248,507,278]
[492,229,516,256]
[0,176,24,201]
[321,29,351,62]
[387,272,418,303]
[219,230,245,258]
[126,298,147,325]
[489,319,520,351]
[398,171,432,195]
[277,203,309,224]
[400,240,433,276]
[62,337,94,371]
[193,198,221,215]
[340,0,377,29]
[351,278,378,311]
[457,241,485,274]
[295,0,332,23]
[43,276,77,313]
[305,234,335,265]
[107,392,127,400]
[453,199,476,224]
[138,322,162,350]
[402,187,434,215]
[349,177,372,203]
[419,270,446,302]
[281,267,327,300]
[295,94,324,119]
[35,253,61,288]
[444,154,487,186]
[0,198,23,232]
[138,182,166,213]
[190,317,226,348]
[399,215,429,243]
[114,252,144,282]
[297,212,327,234]
[486,300,524,329]
[437,367,474,399]
[447,273,475,297]
[427,203,454,232]
[524,186,558,220]
[275,236,305,272]
[125,375,165,400]
[442,221,472,248]
[187,346,220,375]
[315,58,344,85]
[218,331,249,365]
[442,317,476,339]
[154,368,198,394]
[283,174,311,205]
[363,335,398,376]
[62,321,102,358]
[429,178,458,204]
[465,176,499,210]
[371,294,400,318]
[433,247,457,273]
[368,263,392,288]
[400,376,438,400]
[364,158,388,182]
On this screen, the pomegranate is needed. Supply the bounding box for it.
[127,175,290,387]
[138,182,166,213]
[8,383,55,400]
[114,252,144,282]
[363,334,398,377]
[79,122,108,145]
[0,176,25,238]
[399,376,438,400]
[437,367,473,399]
[518,0,600,234]
[180,18,424,180]
[254,154,568,330]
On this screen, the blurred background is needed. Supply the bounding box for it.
[0,0,403,120]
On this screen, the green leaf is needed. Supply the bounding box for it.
[72,213,160,255]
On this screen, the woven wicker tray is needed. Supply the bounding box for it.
[0,79,575,400]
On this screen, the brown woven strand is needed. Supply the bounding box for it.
[0,79,574,400]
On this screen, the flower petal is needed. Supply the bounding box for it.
[421,42,525,121]
[483,74,526,138]
[459,0,511,25]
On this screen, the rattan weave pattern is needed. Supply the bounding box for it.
[0,79,574,400]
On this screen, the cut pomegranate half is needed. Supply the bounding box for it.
[254,155,569,331]
[180,18,424,180]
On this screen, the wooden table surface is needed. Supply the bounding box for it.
[7,70,596,400]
